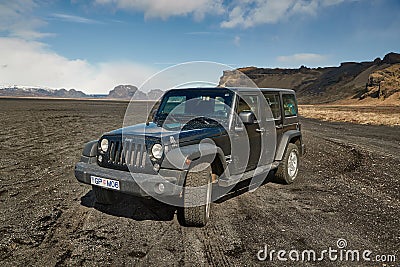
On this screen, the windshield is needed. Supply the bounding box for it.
[155,88,234,128]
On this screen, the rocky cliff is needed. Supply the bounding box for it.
[219,52,400,104]
[359,64,400,100]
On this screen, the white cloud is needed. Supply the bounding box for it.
[221,0,348,28]
[277,53,328,65]
[94,0,224,20]
[0,0,52,39]
[0,1,158,94]
[51,13,102,24]
[0,38,156,94]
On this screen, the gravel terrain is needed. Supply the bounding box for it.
[0,98,399,266]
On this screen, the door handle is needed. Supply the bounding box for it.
[276,124,283,129]
[256,128,266,132]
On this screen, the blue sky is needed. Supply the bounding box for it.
[0,0,399,94]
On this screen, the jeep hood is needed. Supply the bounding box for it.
[104,122,224,144]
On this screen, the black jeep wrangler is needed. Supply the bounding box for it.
[75,87,305,226]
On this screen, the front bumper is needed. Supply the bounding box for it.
[75,160,186,197]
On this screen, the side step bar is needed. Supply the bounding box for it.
[218,162,280,187]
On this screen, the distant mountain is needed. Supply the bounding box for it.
[4,52,399,105]
[54,88,88,98]
[0,84,165,100]
[133,90,148,100]
[105,85,162,100]
[107,85,139,99]
[219,52,400,104]
[147,89,164,100]
[0,86,87,98]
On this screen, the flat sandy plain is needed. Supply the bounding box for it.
[0,98,399,266]
[299,105,400,126]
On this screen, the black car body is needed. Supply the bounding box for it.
[75,87,305,226]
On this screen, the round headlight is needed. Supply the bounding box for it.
[151,143,163,159]
[100,139,109,152]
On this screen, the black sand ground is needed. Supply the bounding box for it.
[0,99,399,266]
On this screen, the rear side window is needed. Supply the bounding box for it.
[282,94,297,117]
[263,93,281,120]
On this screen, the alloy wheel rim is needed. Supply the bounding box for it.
[288,151,298,178]
[205,179,212,218]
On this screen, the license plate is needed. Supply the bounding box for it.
[90,176,120,191]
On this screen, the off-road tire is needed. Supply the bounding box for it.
[275,143,300,184]
[93,186,121,205]
[177,164,213,227]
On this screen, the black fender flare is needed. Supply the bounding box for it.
[275,130,302,161]
[82,140,98,157]
[161,143,226,171]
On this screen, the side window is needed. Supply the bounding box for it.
[237,95,259,116]
[263,93,281,120]
[163,96,186,114]
[282,94,297,117]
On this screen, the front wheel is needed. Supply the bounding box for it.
[92,186,121,205]
[275,143,300,184]
[177,164,213,227]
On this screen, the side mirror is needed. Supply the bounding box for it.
[239,111,256,124]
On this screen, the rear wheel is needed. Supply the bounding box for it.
[177,164,213,227]
[92,186,121,205]
[275,143,299,184]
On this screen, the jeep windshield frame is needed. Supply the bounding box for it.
[154,88,234,128]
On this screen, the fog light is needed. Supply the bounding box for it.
[151,143,163,159]
[153,163,160,172]
[98,155,102,162]
[155,183,165,194]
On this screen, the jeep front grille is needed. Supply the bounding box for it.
[123,139,148,168]
[100,137,148,170]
